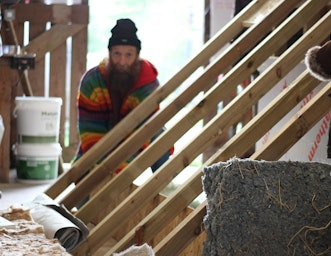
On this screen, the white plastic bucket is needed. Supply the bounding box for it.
[14,96,62,144]
[14,143,62,184]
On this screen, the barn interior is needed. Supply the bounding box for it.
[0,0,330,255]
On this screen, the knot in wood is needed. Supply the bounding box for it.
[198,99,205,107]
[276,67,282,78]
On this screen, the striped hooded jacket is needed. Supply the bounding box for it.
[72,58,171,172]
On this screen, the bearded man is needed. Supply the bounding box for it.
[72,18,173,173]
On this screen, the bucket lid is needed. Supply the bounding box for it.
[13,143,62,156]
[15,96,63,105]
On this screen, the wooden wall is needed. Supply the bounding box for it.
[0,1,88,182]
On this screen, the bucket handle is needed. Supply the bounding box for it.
[13,103,23,118]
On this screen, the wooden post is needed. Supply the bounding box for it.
[0,58,17,182]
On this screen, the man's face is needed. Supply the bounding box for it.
[109,45,138,72]
[108,45,140,93]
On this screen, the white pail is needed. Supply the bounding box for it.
[14,96,62,143]
[14,143,62,184]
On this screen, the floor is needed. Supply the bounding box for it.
[0,164,205,211]
[0,169,52,210]
[0,166,158,210]
[0,165,205,255]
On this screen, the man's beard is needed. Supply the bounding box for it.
[108,59,141,94]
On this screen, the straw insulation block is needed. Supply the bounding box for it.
[202,158,331,256]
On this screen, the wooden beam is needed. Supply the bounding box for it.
[108,71,327,255]
[243,0,285,27]
[252,81,331,160]
[7,20,33,96]
[150,58,331,256]
[52,5,72,24]
[153,201,207,256]
[62,24,87,162]
[13,3,52,23]
[71,4,89,24]
[72,2,321,254]
[0,61,16,182]
[103,169,203,254]
[53,5,89,24]
[65,0,307,213]
[213,71,321,162]
[22,24,85,62]
[111,33,329,255]
[211,8,331,162]
[13,3,89,24]
[60,0,264,208]
[45,0,265,200]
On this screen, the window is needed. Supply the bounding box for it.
[87,0,204,85]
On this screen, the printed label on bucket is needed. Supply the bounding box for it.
[17,135,58,144]
[16,157,58,181]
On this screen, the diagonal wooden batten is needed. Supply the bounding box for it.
[103,46,329,255]
[22,24,86,63]
[46,1,268,202]
[152,24,331,256]
[46,0,264,201]
[150,47,331,256]
[73,0,320,222]
[7,20,33,96]
[155,78,331,254]
[153,201,207,256]
[72,1,329,254]
[252,81,331,160]
[211,8,331,162]
[105,169,204,255]
[62,0,301,210]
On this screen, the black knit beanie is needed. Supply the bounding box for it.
[107,18,141,51]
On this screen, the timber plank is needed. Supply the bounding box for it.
[27,22,46,96]
[151,78,330,255]
[0,63,16,182]
[10,21,33,96]
[69,0,304,216]
[151,77,329,255]
[0,20,27,182]
[14,4,89,24]
[23,24,85,63]
[252,81,331,160]
[53,5,89,24]
[52,5,72,24]
[153,201,207,256]
[63,24,87,162]
[14,3,51,23]
[243,0,283,27]
[56,0,280,209]
[211,9,331,162]
[106,67,324,253]
[213,72,321,162]
[73,2,328,254]
[71,5,89,24]
[49,32,66,145]
[45,0,263,200]
[104,169,203,255]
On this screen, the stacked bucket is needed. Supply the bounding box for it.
[13,96,62,183]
